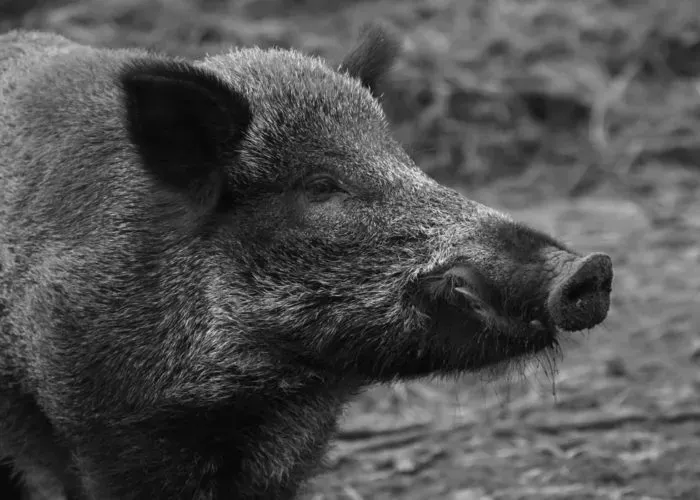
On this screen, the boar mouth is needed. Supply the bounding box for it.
[412,251,612,373]
[415,264,560,368]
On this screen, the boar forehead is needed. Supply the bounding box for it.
[200,48,522,258]
[200,49,430,189]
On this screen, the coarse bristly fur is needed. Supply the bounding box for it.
[0,24,613,500]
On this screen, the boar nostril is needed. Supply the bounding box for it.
[564,279,599,304]
[548,252,613,332]
[564,271,613,304]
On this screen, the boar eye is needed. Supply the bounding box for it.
[304,175,346,203]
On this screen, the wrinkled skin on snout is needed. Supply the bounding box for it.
[0,26,613,500]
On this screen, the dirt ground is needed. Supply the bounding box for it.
[3,1,700,499]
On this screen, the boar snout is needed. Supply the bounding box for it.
[413,247,613,359]
[547,252,613,332]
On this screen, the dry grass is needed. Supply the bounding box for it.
[3,1,700,498]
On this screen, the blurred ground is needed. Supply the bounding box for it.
[2,0,700,499]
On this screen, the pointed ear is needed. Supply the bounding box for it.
[338,22,401,98]
[121,60,252,208]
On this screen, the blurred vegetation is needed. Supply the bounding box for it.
[3,0,700,194]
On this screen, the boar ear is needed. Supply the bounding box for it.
[121,60,252,208]
[338,22,401,98]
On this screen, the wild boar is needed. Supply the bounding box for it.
[0,26,613,499]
